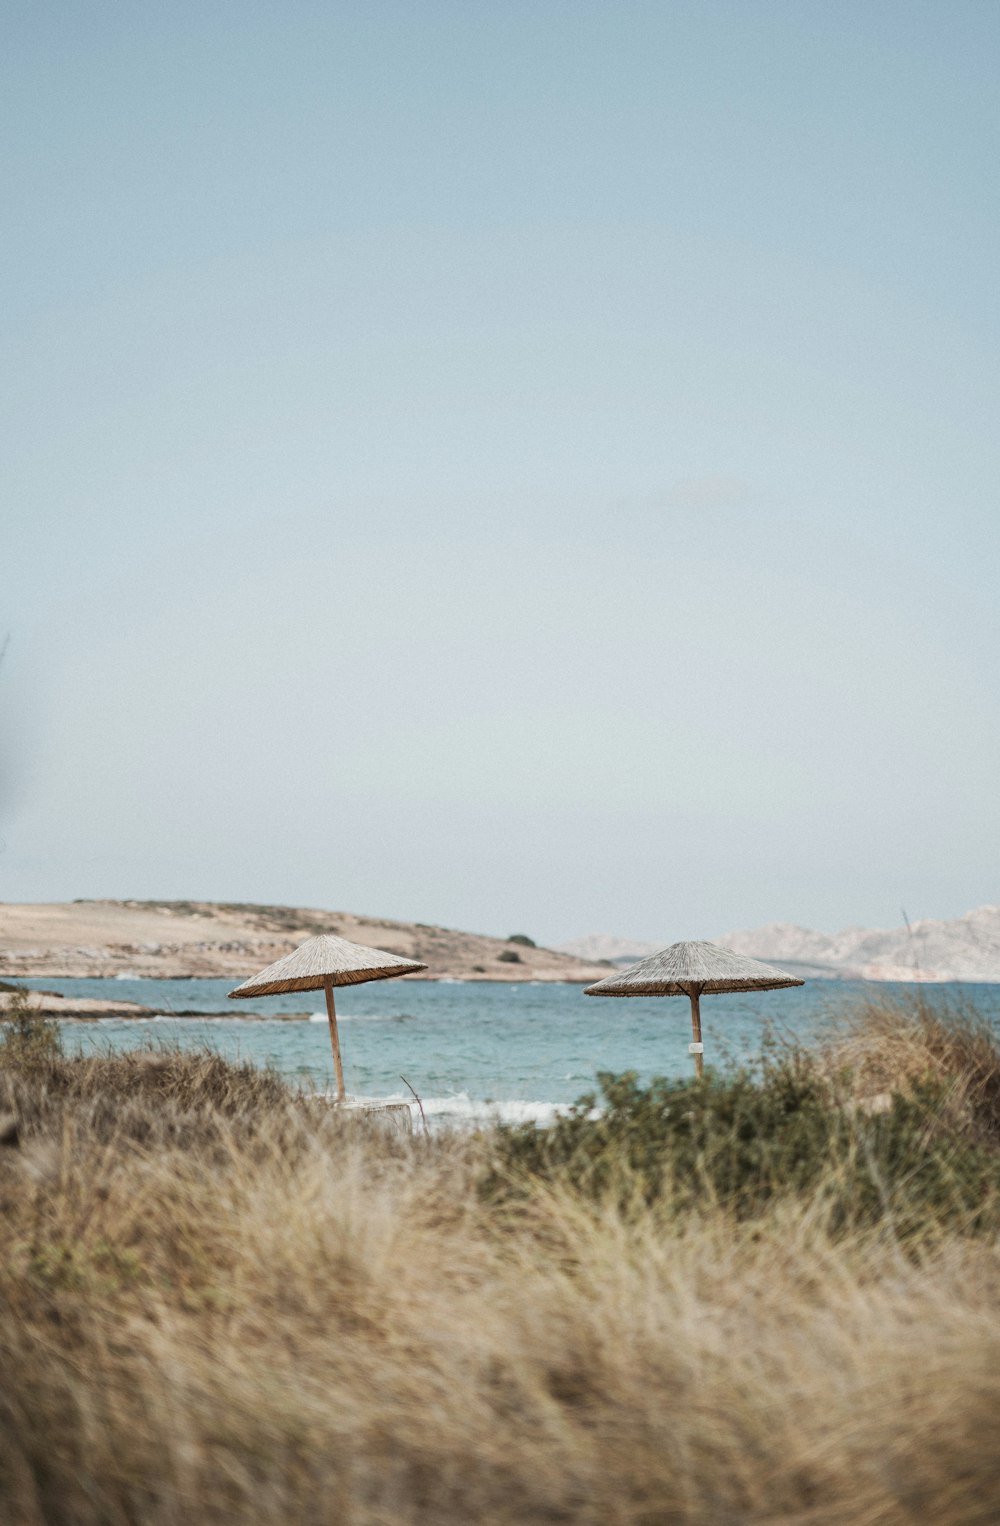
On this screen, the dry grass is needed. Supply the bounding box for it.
[815,988,1000,1142]
[2,1004,1000,1522]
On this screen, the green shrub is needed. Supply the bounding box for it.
[0,986,62,1067]
[507,934,536,947]
[485,1060,1000,1240]
[497,950,521,964]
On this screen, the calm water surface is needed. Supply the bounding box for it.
[14,977,1000,1125]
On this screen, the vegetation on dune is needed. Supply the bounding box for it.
[815,987,1000,1145]
[488,1052,1000,1238]
[2,993,1000,1522]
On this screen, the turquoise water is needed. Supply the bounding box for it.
[14,976,1000,1125]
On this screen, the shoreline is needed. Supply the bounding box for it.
[0,969,601,984]
[1,976,604,1024]
[1,986,313,1022]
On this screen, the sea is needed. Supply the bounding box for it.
[12,977,1000,1129]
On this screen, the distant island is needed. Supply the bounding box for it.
[557,904,1000,983]
[0,900,610,985]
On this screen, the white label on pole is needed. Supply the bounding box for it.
[689,1042,704,1055]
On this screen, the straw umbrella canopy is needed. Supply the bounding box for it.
[584,940,804,1078]
[229,934,427,1101]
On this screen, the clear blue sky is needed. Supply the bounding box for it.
[3,2,998,944]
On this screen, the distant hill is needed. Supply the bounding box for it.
[552,932,661,967]
[0,901,610,985]
[558,906,1000,983]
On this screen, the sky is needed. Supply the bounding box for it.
[2,1,999,946]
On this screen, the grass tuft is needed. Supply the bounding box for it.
[815,988,1000,1144]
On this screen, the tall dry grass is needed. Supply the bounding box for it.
[2,999,1000,1523]
[815,987,1000,1143]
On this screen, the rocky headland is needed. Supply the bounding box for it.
[0,900,610,986]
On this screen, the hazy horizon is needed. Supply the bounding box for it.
[4,3,998,947]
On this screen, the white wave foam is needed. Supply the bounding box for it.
[308,1011,411,1024]
[150,1014,254,1024]
[321,1091,568,1129]
[423,1095,566,1127]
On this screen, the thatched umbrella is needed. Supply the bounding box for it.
[229,934,427,1101]
[584,940,804,1078]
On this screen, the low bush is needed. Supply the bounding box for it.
[497,949,521,964]
[507,934,536,947]
[486,1057,1000,1239]
[0,986,63,1067]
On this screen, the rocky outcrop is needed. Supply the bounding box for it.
[560,906,1000,983]
[718,906,1000,982]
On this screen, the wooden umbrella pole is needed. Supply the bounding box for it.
[324,979,346,1102]
[688,986,704,1079]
